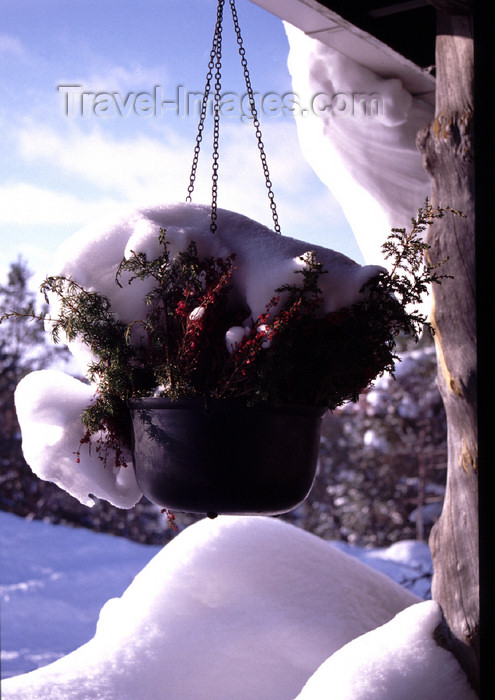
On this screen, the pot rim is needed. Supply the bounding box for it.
[127,396,326,418]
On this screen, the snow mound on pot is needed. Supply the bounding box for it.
[50,201,383,363]
[14,369,141,508]
[2,515,418,700]
[17,202,383,506]
[296,600,477,700]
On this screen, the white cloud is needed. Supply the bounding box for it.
[0,241,57,292]
[10,116,358,256]
[0,183,121,226]
[16,123,192,203]
[58,63,171,97]
[0,34,27,59]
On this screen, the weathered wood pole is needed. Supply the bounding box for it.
[416,0,478,693]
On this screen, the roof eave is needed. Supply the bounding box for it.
[248,0,435,105]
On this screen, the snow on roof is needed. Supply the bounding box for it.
[284,24,433,267]
[249,0,435,104]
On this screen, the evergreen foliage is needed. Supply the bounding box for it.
[0,258,71,384]
[0,259,69,456]
[0,199,457,465]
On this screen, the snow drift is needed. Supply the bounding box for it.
[2,515,418,699]
[296,600,477,700]
[2,516,475,700]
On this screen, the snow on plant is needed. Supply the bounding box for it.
[37,242,382,458]
[1,200,457,509]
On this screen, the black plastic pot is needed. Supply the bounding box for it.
[128,397,325,517]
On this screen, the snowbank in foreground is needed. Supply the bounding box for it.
[296,601,477,700]
[0,511,434,680]
[3,515,419,699]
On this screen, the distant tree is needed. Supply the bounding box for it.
[0,258,69,447]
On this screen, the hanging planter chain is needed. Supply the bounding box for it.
[186,0,281,235]
[186,0,224,229]
[210,0,223,235]
[229,0,280,234]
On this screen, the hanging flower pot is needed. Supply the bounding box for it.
[7,201,452,516]
[128,397,325,516]
[4,0,454,521]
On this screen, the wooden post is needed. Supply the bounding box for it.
[416,0,478,693]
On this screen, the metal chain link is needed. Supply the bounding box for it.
[210,4,223,234]
[228,0,281,234]
[186,0,281,235]
[186,0,224,236]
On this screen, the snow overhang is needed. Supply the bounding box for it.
[248,0,436,106]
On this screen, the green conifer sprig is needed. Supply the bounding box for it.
[0,200,460,467]
[373,198,460,338]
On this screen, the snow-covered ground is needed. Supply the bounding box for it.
[0,510,476,699]
[0,510,160,679]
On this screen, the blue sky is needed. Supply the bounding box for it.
[0,0,362,288]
